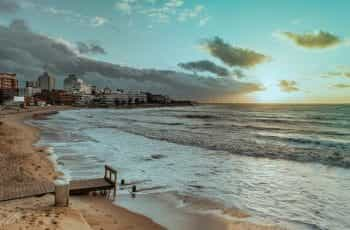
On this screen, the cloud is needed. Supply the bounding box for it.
[333,84,350,89]
[141,0,184,23]
[232,69,246,79]
[177,5,203,22]
[280,31,342,49]
[165,0,184,8]
[278,80,299,92]
[202,37,270,68]
[199,16,210,27]
[76,42,106,55]
[323,71,350,78]
[322,66,350,79]
[24,4,110,29]
[0,0,19,13]
[178,60,230,77]
[90,16,108,27]
[115,0,137,15]
[9,19,30,32]
[178,60,247,79]
[0,19,263,101]
[117,0,210,25]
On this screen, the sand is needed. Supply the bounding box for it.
[0,106,284,230]
[0,106,164,230]
[72,195,163,230]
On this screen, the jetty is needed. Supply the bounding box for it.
[0,165,117,202]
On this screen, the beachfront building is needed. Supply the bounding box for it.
[97,90,147,106]
[37,72,56,91]
[103,87,112,95]
[0,73,18,104]
[99,91,128,106]
[75,94,95,106]
[147,93,171,104]
[125,90,148,104]
[50,90,76,105]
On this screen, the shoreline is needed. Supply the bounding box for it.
[0,106,284,230]
[0,106,164,230]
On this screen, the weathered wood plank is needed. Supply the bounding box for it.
[69,178,114,195]
[0,181,55,202]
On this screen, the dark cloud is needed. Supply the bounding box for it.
[201,36,270,68]
[9,19,30,32]
[333,84,350,89]
[178,60,247,79]
[0,19,263,101]
[0,0,19,13]
[178,60,230,77]
[281,31,342,49]
[279,80,299,92]
[232,69,246,79]
[76,42,106,55]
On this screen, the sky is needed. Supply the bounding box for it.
[0,0,349,103]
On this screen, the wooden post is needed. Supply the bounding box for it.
[113,170,117,199]
[55,180,69,207]
[104,165,117,200]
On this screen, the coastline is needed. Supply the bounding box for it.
[0,106,284,230]
[0,106,164,230]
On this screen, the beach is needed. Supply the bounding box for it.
[0,106,164,230]
[0,106,287,230]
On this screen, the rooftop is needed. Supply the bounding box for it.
[0,73,17,78]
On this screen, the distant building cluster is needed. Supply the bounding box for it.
[0,72,186,107]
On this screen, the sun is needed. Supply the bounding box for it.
[252,83,304,104]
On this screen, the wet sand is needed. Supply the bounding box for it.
[117,192,284,230]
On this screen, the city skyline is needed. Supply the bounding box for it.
[0,0,349,103]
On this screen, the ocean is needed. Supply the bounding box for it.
[31,104,350,230]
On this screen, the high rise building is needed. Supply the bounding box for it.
[37,72,55,91]
[26,81,37,88]
[0,73,18,104]
[0,73,18,89]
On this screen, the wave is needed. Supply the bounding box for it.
[255,133,349,150]
[233,123,350,137]
[249,117,350,128]
[108,124,350,168]
[178,114,219,119]
[37,107,350,168]
[116,118,185,126]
